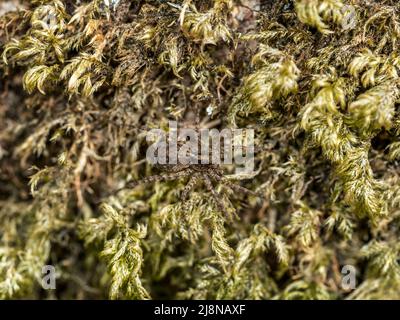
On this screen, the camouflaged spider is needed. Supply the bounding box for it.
[114,112,260,216]
[123,162,259,216]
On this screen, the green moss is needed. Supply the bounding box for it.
[1,0,400,299]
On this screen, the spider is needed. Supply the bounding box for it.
[119,162,260,217]
[111,109,261,217]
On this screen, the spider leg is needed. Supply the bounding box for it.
[206,169,224,182]
[180,173,201,243]
[208,170,262,198]
[202,173,231,219]
[181,172,200,200]
[133,170,192,187]
[221,178,263,198]
[113,169,193,195]
[156,164,190,173]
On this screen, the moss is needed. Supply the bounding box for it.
[1,0,400,299]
